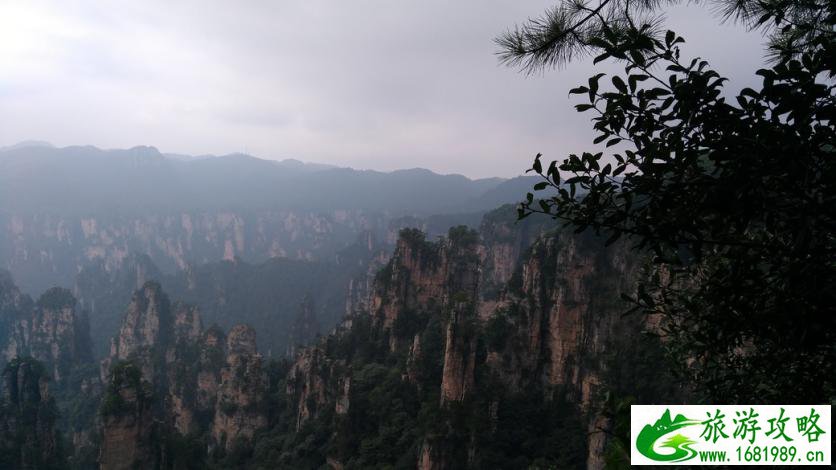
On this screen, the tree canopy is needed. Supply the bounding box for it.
[501,0,835,403]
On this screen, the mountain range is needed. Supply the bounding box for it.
[0,205,676,469]
[0,142,537,215]
[0,142,540,297]
[0,142,669,469]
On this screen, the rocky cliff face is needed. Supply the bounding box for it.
[196,326,225,413]
[98,282,269,464]
[3,206,656,469]
[100,281,172,384]
[0,271,32,334]
[2,209,387,297]
[369,227,480,352]
[75,230,381,359]
[0,144,536,299]
[0,357,65,469]
[24,289,93,382]
[285,345,347,431]
[0,273,97,467]
[439,298,478,405]
[485,234,637,397]
[74,253,162,358]
[97,284,176,470]
[0,272,93,387]
[344,235,390,319]
[489,234,640,469]
[477,205,549,295]
[98,362,155,470]
[165,302,204,435]
[211,325,267,451]
[275,211,648,469]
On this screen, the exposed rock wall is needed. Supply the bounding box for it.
[0,357,64,469]
[286,347,331,430]
[282,220,643,469]
[2,210,385,296]
[166,303,203,434]
[477,206,548,293]
[493,234,637,403]
[98,362,155,470]
[100,281,172,384]
[3,204,648,469]
[211,325,267,450]
[94,209,645,469]
[439,300,477,404]
[99,282,269,459]
[74,227,382,361]
[344,233,390,318]
[483,233,640,469]
[0,274,93,386]
[369,228,480,353]
[418,439,446,470]
[196,326,225,412]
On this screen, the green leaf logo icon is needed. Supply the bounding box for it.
[636,409,701,462]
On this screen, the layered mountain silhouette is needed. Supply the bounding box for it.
[0,142,538,215]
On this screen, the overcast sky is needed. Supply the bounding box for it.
[0,1,768,178]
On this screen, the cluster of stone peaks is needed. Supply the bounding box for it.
[0,275,92,385]
[98,281,266,469]
[281,221,644,469]
[0,272,94,468]
[0,205,657,470]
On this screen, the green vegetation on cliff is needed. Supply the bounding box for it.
[509,0,835,404]
[100,361,148,417]
[0,357,67,470]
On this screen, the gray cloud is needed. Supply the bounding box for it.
[0,1,767,177]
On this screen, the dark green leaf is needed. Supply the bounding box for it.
[612,76,628,93]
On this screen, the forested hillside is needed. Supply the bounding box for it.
[0,206,678,469]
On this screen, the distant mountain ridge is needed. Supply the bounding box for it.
[0,143,537,215]
[0,142,543,297]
